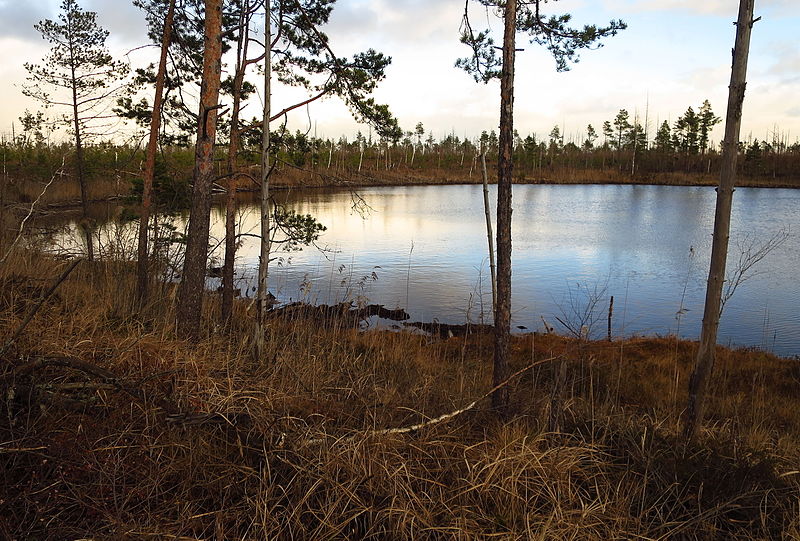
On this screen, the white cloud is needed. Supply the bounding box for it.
[604,0,799,17]
[84,0,149,45]
[0,0,58,41]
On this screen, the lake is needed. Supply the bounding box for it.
[41,184,800,356]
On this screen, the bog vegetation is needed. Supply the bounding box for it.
[1,252,799,539]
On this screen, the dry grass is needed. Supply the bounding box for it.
[1,253,798,539]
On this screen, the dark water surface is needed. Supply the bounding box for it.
[48,184,800,356]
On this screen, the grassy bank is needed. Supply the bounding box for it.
[1,253,798,539]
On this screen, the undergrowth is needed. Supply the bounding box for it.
[1,253,798,539]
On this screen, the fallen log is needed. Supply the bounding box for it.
[403,321,493,339]
[266,301,410,327]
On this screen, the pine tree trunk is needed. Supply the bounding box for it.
[493,0,516,416]
[71,63,93,261]
[222,0,251,325]
[176,0,223,340]
[136,0,175,306]
[684,0,756,442]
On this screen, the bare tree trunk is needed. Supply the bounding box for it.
[492,0,516,416]
[684,0,756,442]
[70,68,93,262]
[255,0,272,357]
[175,0,223,340]
[481,145,496,309]
[136,0,175,306]
[222,0,251,325]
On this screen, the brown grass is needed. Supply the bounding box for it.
[1,253,798,539]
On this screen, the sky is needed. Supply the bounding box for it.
[1,0,799,145]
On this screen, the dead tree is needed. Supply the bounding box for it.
[684,0,758,442]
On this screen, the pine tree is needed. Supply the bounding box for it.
[458,0,625,415]
[654,120,673,151]
[549,125,563,153]
[613,109,631,151]
[698,100,722,154]
[602,121,613,149]
[175,0,223,340]
[583,124,597,151]
[24,0,129,261]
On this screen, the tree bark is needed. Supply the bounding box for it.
[176,0,223,340]
[221,0,251,325]
[481,144,496,309]
[684,0,756,442]
[70,50,93,262]
[136,0,176,306]
[255,0,272,356]
[492,0,516,415]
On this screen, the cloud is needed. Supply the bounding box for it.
[604,0,799,17]
[327,0,463,49]
[0,0,146,49]
[764,43,800,84]
[0,0,57,41]
[84,0,148,45]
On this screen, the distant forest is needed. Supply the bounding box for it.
[5,97,800,194]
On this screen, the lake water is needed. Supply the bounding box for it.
[43,184,799,356]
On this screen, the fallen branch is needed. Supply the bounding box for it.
[301,354,561,446]
[0,157,66,265]
[268,301,410,325]
[0,258,82,355]
[403,320,492,338]
[0,355,178,415]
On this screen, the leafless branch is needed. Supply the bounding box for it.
[0,157,66,265]
[721,228,790,315]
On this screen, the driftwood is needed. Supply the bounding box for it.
[403,320,493,338]
[267,301,410,327]
[265,301,494,339]
[301,353,562,447]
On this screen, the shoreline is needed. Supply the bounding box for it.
[23,172,800,213]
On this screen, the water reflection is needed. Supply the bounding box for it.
[39,184,800,356]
